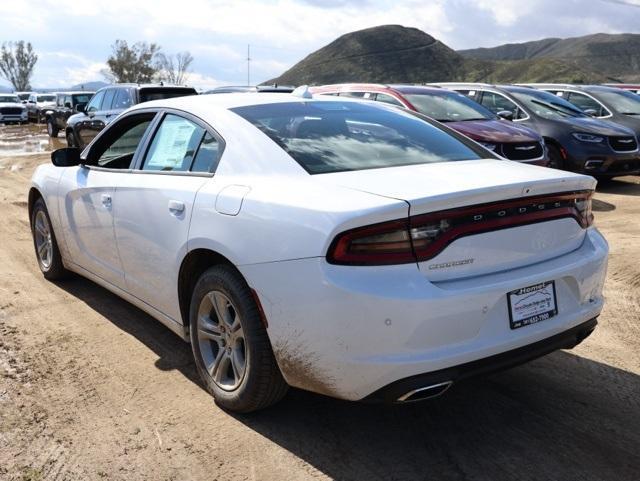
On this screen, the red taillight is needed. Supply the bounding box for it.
[327,191,593,266]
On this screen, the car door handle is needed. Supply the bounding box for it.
[168,200,185,214]
[101,194,112,208]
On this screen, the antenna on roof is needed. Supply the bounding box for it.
[291,85,313,99]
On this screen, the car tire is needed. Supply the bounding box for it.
[47,119,59,138]
[31,197,70,281]
[189,265,288,413]
[547,144,564,170]
[66,131,75,148]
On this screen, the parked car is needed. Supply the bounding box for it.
[15,91,33,104]
[436,83,640,178]
[604,84,640,95]
[0,93,28,124]
[30,93,607,412]
[26,93,57,123]
[524,84,640,151]
[311,84,548,165]
[204,85,295,94]
[44,91,95,138]
[65,83,198,149]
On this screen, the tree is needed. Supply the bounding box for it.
[0,41,38,91]
[156,51,194,85]
[105,40,161,83]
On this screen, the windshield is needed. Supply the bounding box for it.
[17,93,30,101]
[72,94,93,104]
[510,89,586,120]
[231,101,485,174]
[597,89,640,115]
[37,95,56,102]
[403,92,495,122]
[0,95,20,103]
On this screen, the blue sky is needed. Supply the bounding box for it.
[1,0,639,89]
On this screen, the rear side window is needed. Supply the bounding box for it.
[142,114,204,172]
[190,133,221,173]
[112,89,132,110]
[375,93,403,106]
[231,101,485,174]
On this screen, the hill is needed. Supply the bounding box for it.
[268,26,634,86]
[460,33,640,82]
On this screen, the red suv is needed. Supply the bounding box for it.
[311,84,548,166]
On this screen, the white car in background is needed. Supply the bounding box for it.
[28,93,608,412]
[0,93,28,124]
[26,92,56,123]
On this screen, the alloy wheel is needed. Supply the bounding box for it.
[196,290,247,391]
[34,210,53,270]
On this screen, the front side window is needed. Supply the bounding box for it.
[480,92,520,116]
[142,114,205,172]
[102,89,116,111]
[86,90,105,113]
[404,92,495,122]
[87,114,155,169]
[231,101,486,174]
[565,92,608,117]
[375,93,404,107]
[37,95,55,103]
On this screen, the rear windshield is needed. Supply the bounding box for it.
[403,91,496,122]
[139,88,197,102]
[231,101,485,174]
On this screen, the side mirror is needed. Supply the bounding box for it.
[584,108,598,117]
[75,103,87,113]
[28,100,36,104]
[497,110,514,121]
[65,102,72,109]
[51,148,81,167]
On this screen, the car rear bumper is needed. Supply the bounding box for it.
[364,316,597,402]
[242,227,608,401]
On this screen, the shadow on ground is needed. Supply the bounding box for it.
[56,277,640,481]
[596,176,640,196]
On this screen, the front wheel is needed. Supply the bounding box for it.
[189,265,288,413]
[31,197,70,280]
[47,119,59,138]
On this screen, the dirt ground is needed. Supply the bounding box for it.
[0,132,639,480]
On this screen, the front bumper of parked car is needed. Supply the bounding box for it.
[565,138,640,176]
[242,227,608,402]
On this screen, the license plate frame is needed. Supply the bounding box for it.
[507,281,558,330]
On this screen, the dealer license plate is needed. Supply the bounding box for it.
[507,281,558,330]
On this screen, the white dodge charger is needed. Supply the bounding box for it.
[29,93,608,412]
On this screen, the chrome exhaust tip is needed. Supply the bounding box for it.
[397,381,453,402]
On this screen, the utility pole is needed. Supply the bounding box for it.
[247,44,251,86]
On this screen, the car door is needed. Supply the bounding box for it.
[113,111,223,322]
[58,112,158,288]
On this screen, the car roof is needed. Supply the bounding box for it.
[57,91,95,95]
[97,83,196,91]
[130,91,379,114]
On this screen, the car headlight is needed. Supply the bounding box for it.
[479,142,497,151]
[572,132,605,143]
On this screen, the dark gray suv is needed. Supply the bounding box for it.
[65,83,197,149]
[436,83,640,178]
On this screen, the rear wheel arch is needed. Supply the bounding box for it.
[178,249,241,334]
[28,187,43,221]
